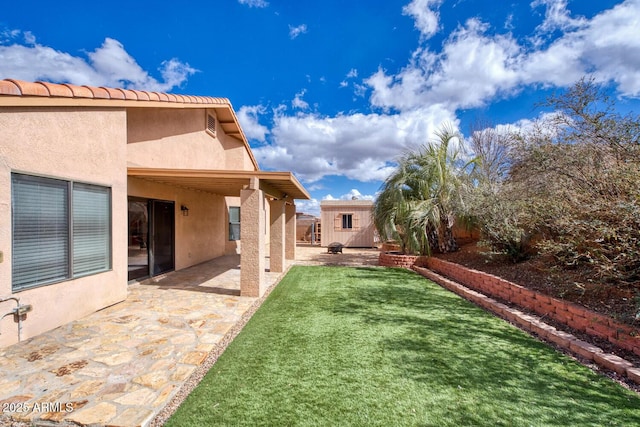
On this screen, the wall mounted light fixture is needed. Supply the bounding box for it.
[181,205,189,216]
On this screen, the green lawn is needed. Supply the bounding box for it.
[167,266,640,426]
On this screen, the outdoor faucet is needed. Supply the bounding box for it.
[1,296,32,342]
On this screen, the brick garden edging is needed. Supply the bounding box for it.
[378,252,427,269]
[408,258,640,384]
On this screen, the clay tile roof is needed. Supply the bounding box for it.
[84,86,110,99]
[63,84,94,98]
[154,92,169,102]
[0,79,232,107]
[129,90,149,101]
[8,79,50,97]
[0,80,22,96]
[143,91,160,101]
[117,89,138,100]
[37,81,74,97]
[100,87,126,99]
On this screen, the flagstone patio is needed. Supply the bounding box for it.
[0,246,380,427]
[0,254,287,426]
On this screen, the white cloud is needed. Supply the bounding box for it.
[367,0,640,114]
[237,105,269,142]
[292,89,309,110]
[366,18,522,112]
[253,105,457,182]
[246,0,640,187]
[340,69,359,89]
[531,0,586,34]
[0,34,196,91]
[295,198,321,216]
[297,189,376,216]
[22,31,36,45]
[238,0,269,8]
[289,24,308,39]
[523,0,640,96]
[332,189,375,201]
[402,0,443,39]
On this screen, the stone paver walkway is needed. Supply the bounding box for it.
[0,254,288,426]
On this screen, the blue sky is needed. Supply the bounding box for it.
[2,0,639,215]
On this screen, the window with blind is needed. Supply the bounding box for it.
[229,206,240,241]
[11,173,112,291]
[73,183,111,277]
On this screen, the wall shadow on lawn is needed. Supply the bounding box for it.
[330,267,640,425]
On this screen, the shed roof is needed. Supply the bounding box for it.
[320,200,374,207]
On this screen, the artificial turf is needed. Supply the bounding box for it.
[167,266,640,426]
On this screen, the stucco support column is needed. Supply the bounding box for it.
[269,199,286,273]
[285,202,296,260]
[240,177,265,297]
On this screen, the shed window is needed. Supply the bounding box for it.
[342,214,353,229]
[334,213,359,231]
[11,173,112,291]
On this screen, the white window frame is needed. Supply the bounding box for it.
[229,206,241,241]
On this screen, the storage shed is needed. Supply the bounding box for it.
[320,200,375,248]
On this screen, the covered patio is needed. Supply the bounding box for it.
[128,167,310,297]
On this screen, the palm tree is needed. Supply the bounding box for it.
[374,124,473,255]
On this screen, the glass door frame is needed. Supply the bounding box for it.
[149,199,175,277]
[127,197,175,281]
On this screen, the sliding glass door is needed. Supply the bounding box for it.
[127,198,174,280]
[150,200,175,276]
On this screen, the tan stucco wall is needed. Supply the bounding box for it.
[126,108,255,171]
[128,177,230,269]
[320,202,376,247]
[0,107,128,347]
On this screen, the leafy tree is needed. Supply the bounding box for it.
[488,77,640,281]
[465,122,536,261]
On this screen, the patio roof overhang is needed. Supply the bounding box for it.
[127,167,310,200]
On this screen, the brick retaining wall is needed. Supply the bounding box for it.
[378,252,427,269]
[423,257,640,357]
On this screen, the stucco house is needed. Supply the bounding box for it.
[320,200,376,248]
[0,79,309,348]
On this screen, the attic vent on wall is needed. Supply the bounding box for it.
[207,114,217,136]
